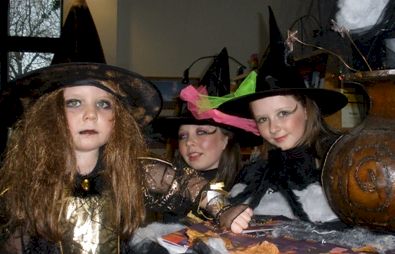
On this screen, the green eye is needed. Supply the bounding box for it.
[65,99,80,108]
[97,100,112,109]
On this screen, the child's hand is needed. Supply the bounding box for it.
[218,204,253,233]
[230,207,253,233]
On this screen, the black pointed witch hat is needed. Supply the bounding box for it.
[51,0,106,64]
[218,6,348,119]
[153,47,262,147]
[176,47,230,123]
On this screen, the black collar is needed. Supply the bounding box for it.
[73,157,105,197]
[197,168,218,181]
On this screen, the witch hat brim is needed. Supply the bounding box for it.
[218,6,348,119]
[7,62,162,127]
[219,87,348,118]
[152,115,263,147]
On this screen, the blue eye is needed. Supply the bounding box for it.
[97,100,112,109]
[65,99,81,108]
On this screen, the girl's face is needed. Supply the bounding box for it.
[64,86,115,154]
[178,125,228,171]
[250,95,307,150]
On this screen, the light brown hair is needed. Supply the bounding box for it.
[216,128,242,191]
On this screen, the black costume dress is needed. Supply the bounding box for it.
[230,146,337,223]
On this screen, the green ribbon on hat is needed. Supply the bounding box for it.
[198,71,257,110]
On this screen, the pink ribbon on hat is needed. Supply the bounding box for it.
[180,85,260,136]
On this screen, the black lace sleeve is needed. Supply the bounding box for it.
[139,157,231,220]
[139,157,209,216]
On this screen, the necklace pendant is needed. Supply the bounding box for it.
[81,178,90,191]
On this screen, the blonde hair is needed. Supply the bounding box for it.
[0,83,147,241]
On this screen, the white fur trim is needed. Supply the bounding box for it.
[229,183,247,197]
[253,189,296,219]
[233,182,338,222]
[130,222,186,245]
[295,183,338,222]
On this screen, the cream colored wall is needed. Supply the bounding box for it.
[64,0,311,78]
[117,0,311,78]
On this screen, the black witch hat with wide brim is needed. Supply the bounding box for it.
[218,6,348,119]
[1,0,162,128]
[11,62,163,127]
[153,47,262,147]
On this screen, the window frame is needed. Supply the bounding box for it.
[0,0,63,90]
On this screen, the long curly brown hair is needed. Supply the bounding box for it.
[0,84,148,241]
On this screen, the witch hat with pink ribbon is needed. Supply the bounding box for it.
[153,47,262,147]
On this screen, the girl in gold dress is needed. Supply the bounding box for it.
[0,62,224,253]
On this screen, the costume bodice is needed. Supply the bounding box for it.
[59,194,118,253]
